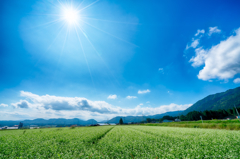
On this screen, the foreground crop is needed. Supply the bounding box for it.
[0,126,240,158]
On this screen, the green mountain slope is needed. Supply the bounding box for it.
[183,86,240,115]
[182,87,240,114]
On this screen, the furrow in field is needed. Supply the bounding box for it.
[91,126,240,158]
[89,126,114,145]
[0,126,113,158]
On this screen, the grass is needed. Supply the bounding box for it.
[143,119,240,130]
[1,125,240,158]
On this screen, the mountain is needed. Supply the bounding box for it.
[0,118,98,127]
[0,111,182,126]
[106,111,183,124]
[182,86,240,115]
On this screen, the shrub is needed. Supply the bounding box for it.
[70,125,76,129]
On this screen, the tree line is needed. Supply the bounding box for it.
[118,107,240,124]
[179,107,240,121]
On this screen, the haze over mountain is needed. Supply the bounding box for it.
[106,111,183,123]
[0,111,183,126]
[0,118,98,127]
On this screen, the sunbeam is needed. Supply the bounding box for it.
[47,23,66,51]
[80,19,138,47]
[78,0,99,12]
[82,17,140,25]
[34,23,66,68]
[74,26,95,89]
[28,18,62,30]
[28,0,136,89]
[76,24,120,85]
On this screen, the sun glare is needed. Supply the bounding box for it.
[62,7,79,25]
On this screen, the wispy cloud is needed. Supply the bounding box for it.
[126,96,137,99]
[186,39,200,50]
[0,103,8,107]
[138,89,150,94]
[195,29,205,36]
[208,26,221,36]
[107,94,117,99]
[158,68,164,74]
[186,29,206,50]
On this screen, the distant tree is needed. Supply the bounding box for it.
[222,109,229,116]
[233,108,237,116]
[180,115,187,121]
[146,118,151,123]
[18,122,23,129]
[159,116,175,122]
[227,109,233,115]
[119,118,123,125]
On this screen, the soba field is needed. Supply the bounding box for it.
[1,126,240,158]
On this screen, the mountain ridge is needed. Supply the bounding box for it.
[182,86,240,115]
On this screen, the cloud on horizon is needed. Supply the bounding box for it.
[6,91,192,121]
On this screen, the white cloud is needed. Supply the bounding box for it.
[191,39,200,48]
[126,96,137,99]
[195,29,205,36]
[7,91,192,121]
[167,91,173,95]
[0,103,8,107]
[137,103,143,107]
[138,89,150,94]
[208,26,221,36]
[12,100,30,108]
[158,68,164,74]
[191,28,240,81]
[134,103,192,116]
[146,101,150,103]
[107,94,117,99]
[189,47,208,67]
[233,78,240,84]
[186,29,206,50]
[186,39,200,50]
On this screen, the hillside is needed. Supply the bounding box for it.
[107,111,183,123]
[183,86,240,115]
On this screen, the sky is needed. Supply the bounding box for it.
[1,0,240,121]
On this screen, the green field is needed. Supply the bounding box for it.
[144,119,240,130]
[1,126,240,158]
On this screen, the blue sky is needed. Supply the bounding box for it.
[1,0,240,121]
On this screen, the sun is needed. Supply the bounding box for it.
[62,7,80,25]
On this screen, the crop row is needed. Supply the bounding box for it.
[0,126,113,158]
[92,126,240,158]
[1,126,240,158]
